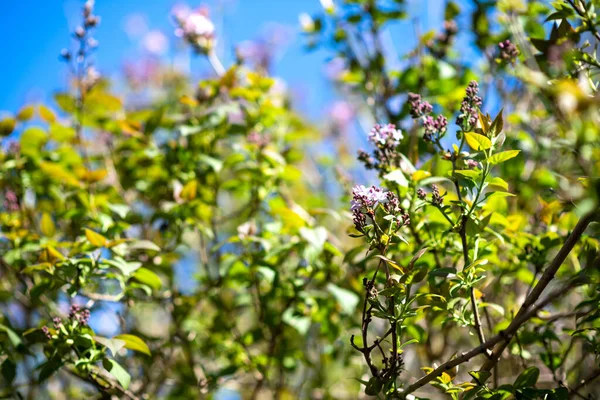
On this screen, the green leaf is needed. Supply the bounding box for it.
[0,118,16,137]
[488,177,509,191]
[198,154,223,173]
[113,334,151,356]
[464,131,492,151]
[144,107,164,135]
[54,92,77,113]
[282,309,310,335]
[39,357,62,382]
[514,366,539,388]
[454,169,481,179]
[0,324,22,347]
[327,283,359,315]
[102,358,131,390]
[20,127,47,156]
[488,150,520,165]
[299,227,327,251]
[469,370,492,385]
[481,302,505,316]
[16,105,35,121]
[129,240,161,252]
[94,336,126,357]
[49,123,76,142]
[383,169,409,187]
[39,162,81,187]
[40,213,56,237]
[365,376,383,395]
[486,192,515,200]
[374,255,404,273]
[85,228,107,247]
[488,109,504,137]
[1,358,16,384]
[131,268,162,291]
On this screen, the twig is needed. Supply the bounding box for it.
[402,209,597,395]
[569,369,600,398]
[479,209,597,373]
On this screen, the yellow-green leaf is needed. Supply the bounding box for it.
[454,169,481,179]
[113,334,151,356]
[84,229,107,247]
[38,105,56,123]
[0,118,16,137]
[375,255,405,273]
[488,177,509,191]
[40,213,56,237]
[464,131,492,151]
[16,105,35,121]
[412,170,431,182]
[488,150,520,165]
[180,180,197,201]
[131,268,162,291]
[39,162,81,187]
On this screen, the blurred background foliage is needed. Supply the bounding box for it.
[0,0,599,399]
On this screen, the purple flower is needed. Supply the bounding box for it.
[431,184,444,206]
[41,326,52,340]
[368,124,403,146]
[174,6,215,53]
[499,39,519,64]
[52,317,62,329]
[466,159,480,169]
[351,185,388,211]
[408,93,433,119]
[351,185,390,231]
[423,114,448,142]
[357,149,375,170]
[3,190,19,212]
[329,101,354,130]
[68,304,90,326]
[456,81,482,130]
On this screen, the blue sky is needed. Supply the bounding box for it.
[0,0,447,120]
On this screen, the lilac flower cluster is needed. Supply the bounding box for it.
[59,0,101,93]
[69,304,91,326]
[416,186,444,205]
[423,115,448,142]
[408,93,449,143]
[408,93,433,119]
[499,39,519,64]
[368,124,403,146]
[42,326,52,339]
[456,81,482,130]
[174,7,215,54]
[431,184,444,206]
[41,305,90,341]
[357,149,376,170]
[357,124,403,173]
[3,190,19,212]
[426,20,458,59]
[465,159,480,169]
[351,185,409,232]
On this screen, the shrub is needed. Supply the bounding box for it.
[0,0,599,399]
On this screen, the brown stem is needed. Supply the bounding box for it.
[479,209,597,373]
[403,209,597,395]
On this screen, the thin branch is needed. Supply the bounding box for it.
[569,369,600,398]
[479,209,597,373]
[402,209,597,395]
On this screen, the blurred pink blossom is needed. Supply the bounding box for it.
[173,5,215,53]
[329,101,354,129]
[143,30,169,55]
[124,13,148,39]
